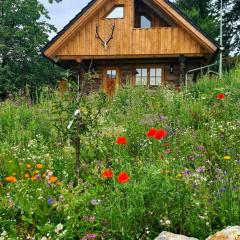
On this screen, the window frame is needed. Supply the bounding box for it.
[150,67,162,86]
[135,68,148,86]
[106,69,117,79]
[134,65,164,87]
[104,5,125,19]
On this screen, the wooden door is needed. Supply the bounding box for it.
[103,67,119,96]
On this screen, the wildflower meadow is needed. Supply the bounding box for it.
[0,66,240,239]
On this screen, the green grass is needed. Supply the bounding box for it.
[0,66,240,240]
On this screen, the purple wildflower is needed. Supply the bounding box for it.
[36,174,41,179]
[81,233,97,240]
[48,198,56,204]
[183,169,191,176]
[196,166,206,173]
[197,145,205,151]
[219,187,227,193]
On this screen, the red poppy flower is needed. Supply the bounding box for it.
[217,93,225,100]
[154,129,168,140]
[146,128,157,137]
[116,137,127,145]
[102,169,113,179]
[117,172,130,184]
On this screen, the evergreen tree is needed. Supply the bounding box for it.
[213,0,240,56]
[175,0,218,38]
[174,0,240,56]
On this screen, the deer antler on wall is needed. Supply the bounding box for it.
[95,24,115,49]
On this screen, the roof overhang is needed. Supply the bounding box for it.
[42,0,219,59]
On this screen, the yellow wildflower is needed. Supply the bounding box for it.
[26,164,31,169]
[224,156,231,160]
[80,107,88,114]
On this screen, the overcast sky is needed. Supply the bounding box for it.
[40,0,91,38]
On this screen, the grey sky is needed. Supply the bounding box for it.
[40,0,91,38]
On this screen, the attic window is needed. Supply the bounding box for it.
[140,15,152,28]
[105,6,124,19]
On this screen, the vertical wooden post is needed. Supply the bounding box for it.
[178,55,186,86]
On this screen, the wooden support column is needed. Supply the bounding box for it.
[178,55,186,86]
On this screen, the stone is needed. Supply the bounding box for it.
[154,231,198,240]
[206,226,240,240]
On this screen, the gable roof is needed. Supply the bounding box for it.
[42,0,219,58]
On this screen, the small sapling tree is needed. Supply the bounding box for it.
[53,70,107,184]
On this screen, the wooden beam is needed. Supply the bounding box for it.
[178,54,186,85]
[57,53,207,61]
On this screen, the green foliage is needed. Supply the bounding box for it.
[213,0,240,55]
[175,0,218,38]
[0,66,240,239]
[0,0,63,101]
[52,78,107,180]
[175,0,240,56]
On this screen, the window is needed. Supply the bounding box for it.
[140,15,151,28]
[150,68,162,86]
[136,68,147,85]
[107,69,117,78]
[105,6,124,19]
[135,67,163,86]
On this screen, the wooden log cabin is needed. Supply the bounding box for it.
[42,0,219,96]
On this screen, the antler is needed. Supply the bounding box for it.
[106,24,115,45]
[95,25,105,46]
[95,24,115,49]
